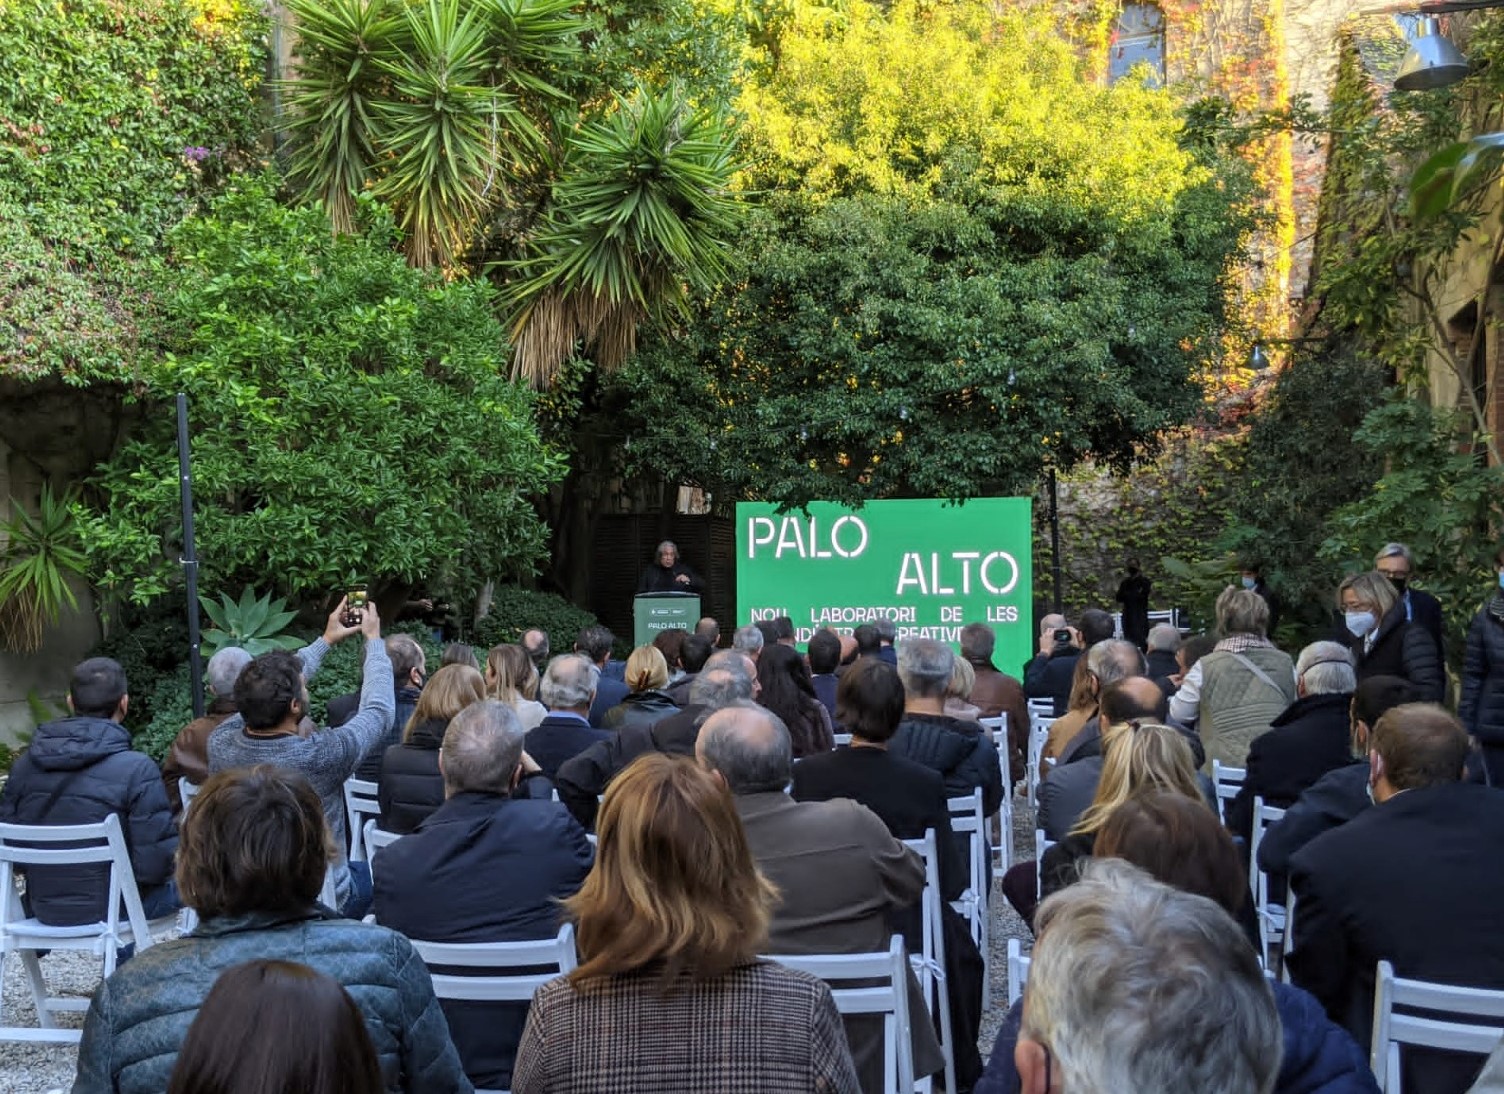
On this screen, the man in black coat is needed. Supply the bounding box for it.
[0,658,178,924]
[373,700,593,1092]
[1376,542,1445,658]
[1144,623,1181,689]
[891,639,1003,817]
[635,539,703,594]
[1225,641,1357,842]
[664,632,714,707]
[327,633,426,781]
[807,628,842,721]
[1288,703,1504,1094]
[525,654,610,780]
[575,625,629,728]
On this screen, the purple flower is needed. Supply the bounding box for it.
[183,146,210,163]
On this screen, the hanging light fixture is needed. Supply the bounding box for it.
[1395,16,1470,91]
[1249,343,1271,372]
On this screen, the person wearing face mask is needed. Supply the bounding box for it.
[1460,546,1504,786]
[1375,542,1446,658]
[1337,570,1443,702]
[1239,561,1282,637]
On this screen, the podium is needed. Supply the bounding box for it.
[634,592,700,647]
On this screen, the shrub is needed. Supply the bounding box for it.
[470,587,600,658]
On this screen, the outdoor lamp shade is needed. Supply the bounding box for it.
[1395,17,1469,91]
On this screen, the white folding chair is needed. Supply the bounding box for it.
[343,778,382,863]
[1370,960,1504,1093]
[1026,699,1054,720]
[1247,796,1287,969]
[947,790,989,1007]
[977,716,1013,877]
[1280,888,1296,984]
[833,732,853,747]
[767,936,916,1094]
[0,815,176,1042]
[1211,761,1245,824]
[318,867,340,911]
[361,819,403,886]
[1034,829,1056,903]
[1006,937,1032,1007]
[410,925,579,1094]
[1026,716,1050,809]
[178,778,201,814]
[901,829,955,1094]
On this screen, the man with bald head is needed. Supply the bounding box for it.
[697,702,942,1093]
[1024,612,1081,716]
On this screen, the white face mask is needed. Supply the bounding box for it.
[1345,610,1378,638]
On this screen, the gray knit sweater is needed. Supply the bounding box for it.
[207,637,394,908]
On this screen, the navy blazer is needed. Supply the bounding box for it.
[525,713,610,781]
[587,675,631,728]
[371,792,593,1091]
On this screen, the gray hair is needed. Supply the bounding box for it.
[206,647,253,698]
[1086,639,1145,689]
[1215,586,1270,639]
[688,658,755,714]
[441,700,525,796]
[959,623,996,662]
[897,637,954,699]
[873,618,897,643]
[697,701,792,794]
[1295,642,1356,696]
[1024,859,1282,1094]
[1376,542,1414,567]
[656,539,678,560]
[1337,570,1399,619]
[732,625,764,655]
[1039,613,1066,636]
[539,654,597,711]
[1146,624,1181,654]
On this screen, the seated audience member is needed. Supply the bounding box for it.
[555,652,755,829]
[945,657,982,721]
[807,628,843,721]
[1338,570,1444,702]
[961,622,1031,779]
[521,628,550,672]
[575,625,629,727]
[1289,704,1504,1094]
[755,619,780,648]
[526,655,610,780]
[72,766,468,1094]
[652,627,688,684]
[1012,860,1282,1094]
[1024,613,1081,717]
[208,599,393,918]
[852,623,882,663]
[665,632,714,707]
[375,701,592,1090]
[1054,640,1161,765]
[166,959,382,1094]
[485,643,547,731]
[696,616,721,646]
[0,657,178,924]
[873,618,898,664]
[1040,655,1096,766]
[328,635,425,774]
[1225,641,1356,841]
[441,643,481,671]
[977,793,1377,1094]
[1035,676,1168,841]
[601,645,679,731]
[1255,675,1415,878]
[511,753,860,1094]
[376,663,487,834]
[773,615,798,647]
[757,642,835,757]
[163,647,252,814]
[1170,586,1296,771]
[732,623,766,662]
[697,701,941,1092]
[792,663,983,1087]
[890,638,1004,816]
[1145,623,1181,688]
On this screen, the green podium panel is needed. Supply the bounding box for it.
[634,593,700,647]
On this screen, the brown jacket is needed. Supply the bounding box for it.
[966,660,1031,778]
[1042,705,1093,765]
[162,703,317,816]
[735,792,944,1092]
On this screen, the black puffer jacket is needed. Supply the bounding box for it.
[1461,597,1504,747]
[890,713,1004,817]
[1349,606,1444,702]
[377,718,448,835]
[601,689,679,732]
[0,716,177,926]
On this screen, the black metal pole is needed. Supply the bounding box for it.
[1048,466,1063,614]
[177,393,205,719]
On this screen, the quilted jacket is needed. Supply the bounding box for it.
[71,909,472,1094]
[889,713,1004,817]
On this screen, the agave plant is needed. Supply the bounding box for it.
[200,589,306,659]
[0,486,88,653]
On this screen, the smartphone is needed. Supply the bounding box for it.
[1053,628,1071,644]
[343,585,368,628]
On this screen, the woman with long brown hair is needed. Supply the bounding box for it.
[376,664,485,833]
[511,754,859,1093]
[485,644,547,731]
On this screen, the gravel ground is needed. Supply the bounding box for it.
[0,799,1039,1094]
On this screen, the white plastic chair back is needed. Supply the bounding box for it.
[361,819,402,886]
[833,732,853,747]
[1006,937,1032,1007]
[1033,828,1058,902]
[1026,699,1054,719]
[178,778,201,814]
[766,936,916,1094]
[978,716,1013,877]
[0,814,166,1042]
[1370,960,1504,1093]
[1211,761,1245,824]
[343,778,382,862]
[947,790,990,1008]
[410,924,578,1004]
[900,828,956,1094]
[1248,796,1287,969]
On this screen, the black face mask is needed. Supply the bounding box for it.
[1389,576,1408,593]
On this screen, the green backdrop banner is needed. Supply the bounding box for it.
[736,498,1034,670]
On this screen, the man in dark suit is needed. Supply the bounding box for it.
[664,632,713,707]
[372,700,593,1092]
[697,702,944,1094]
[807,628,842,721]
[1225,641,1356,842]
[524,655,610,780]
[1376,542,1445,658]
[575,625,629,727]
[1288,703,1504,1094]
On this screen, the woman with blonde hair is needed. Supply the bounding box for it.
[944,656,981,721]
[1038,720,1204,905]
[600,645,678,731]
[485,644,547,731]
[376,664,486,833]
[1338,570,1443,701]
[511,754,859,1093]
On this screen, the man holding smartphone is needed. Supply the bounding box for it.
[1024,614,1083,718]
